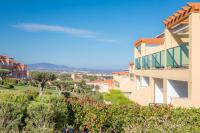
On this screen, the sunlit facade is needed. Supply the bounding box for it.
[114,2,200,107]
[0,55,27,79]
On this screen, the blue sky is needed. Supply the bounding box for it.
[0,0,199,70]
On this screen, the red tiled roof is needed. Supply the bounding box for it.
[134,38,164,46]
[112,71,129,75]
[90,79,114,86]
[103,79,113,86]
[163,2,200,28]
[0,55,9,59]
[90,80,102,83]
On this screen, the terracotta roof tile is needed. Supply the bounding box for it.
[134,38,164,46]
[164,2,200,28]
[112,71,129,75]
[90,79,114,86]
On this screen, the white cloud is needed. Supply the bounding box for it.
[12,23,97,38]
[12,23,119,43]
[88,38,119,43]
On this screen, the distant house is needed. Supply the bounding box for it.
[0,55,27,79]
[112,64,134,99]
[71,73,83,82]
[87,79,113,93]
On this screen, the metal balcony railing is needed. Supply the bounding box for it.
[167,44,189,68]
[135,58,141,70]
[135,44,189,70]
[141,51,165,69]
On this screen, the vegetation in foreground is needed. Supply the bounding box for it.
[1,72,200,132]
[0,89,200,133]
[103,89,133,105]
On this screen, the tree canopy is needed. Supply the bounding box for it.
[29,71,57,96]
[30,71,57,82]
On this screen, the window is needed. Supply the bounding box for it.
[122,74,128,78]
[130,73,134,81]
[140,76,149,87]
[167,80,188,104]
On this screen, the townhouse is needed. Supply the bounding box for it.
[0,55,27,79]
[87,79,113,93]
[112,62,134,99]
[113,2,200,107]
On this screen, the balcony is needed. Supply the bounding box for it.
[167,44,189,68]
[142,51,165,69]
[135,58,141,70]
[135,44,189,70]
[0,64,13,69]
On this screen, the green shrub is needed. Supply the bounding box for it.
[0,80,4,85]
[68,96,125,132]
[1,89,200,132]
[26,95,69,132]
[3,78,18,85]
[122,105,200,133]
[29,80,38,87]
[107,105,137,132]
[7,83,15,89]
[25,101,55,132]
[67,96,200,133]
[104,89,133,105]
[91,92,104,102]
[0,101,23,132]
[62,91,70,98]
[17,80,28,86]
[0,89,38,104]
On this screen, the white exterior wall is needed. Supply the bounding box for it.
[145,44,164,56]
[87,83,110,93]
[113,74,134,100]
[98,84,110,93]
[123,92,132,99]
[114,75,131,91]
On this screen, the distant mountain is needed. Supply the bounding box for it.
[27,63,116,74]
[28,63,72,71]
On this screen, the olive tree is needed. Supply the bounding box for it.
[58,74,73,81]
[29,71,57,96]
[52,81,68,95]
